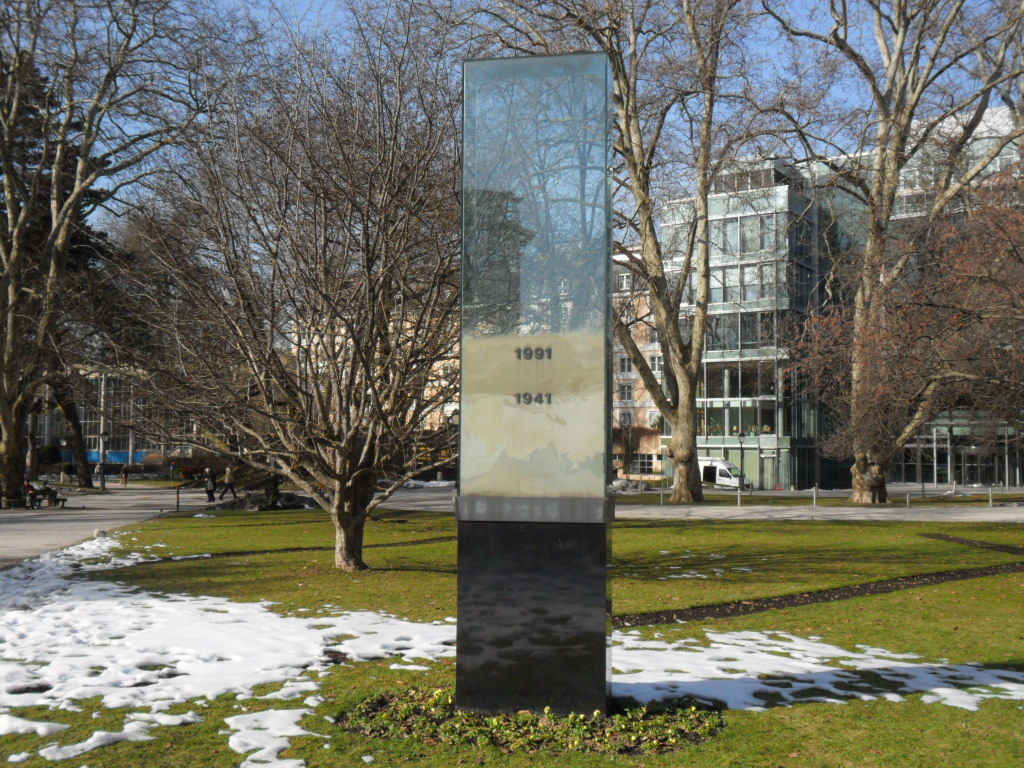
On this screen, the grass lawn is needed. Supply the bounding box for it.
[5,504,1024,767]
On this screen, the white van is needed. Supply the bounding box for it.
[698,457,752,491]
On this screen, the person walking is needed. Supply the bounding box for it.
[219,464,238,502]
[119,465,130,487]
[203,467,217,502]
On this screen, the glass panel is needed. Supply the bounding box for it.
[759,311,776,347]
[705,362,726,398]
[738,361,758,396]
[725,364,739,398]
[765,214,778,252]
[710,268,725,302]
[740,313,759,348]
[723,218,738,255]
[706,406,725,435]
[725,266,741,301]
[742,265,760,301]
[740,215,759,253]
[709,218,724,258]
[776,262,788,298]
[461,54,610,499]
[740,406,758,434]
[719,313,738,350]
[757,360,776,395]
[726,406,740,435]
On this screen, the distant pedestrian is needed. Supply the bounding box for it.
[119,465,129,487]
[219,464,238,502]
[204,467,216,502]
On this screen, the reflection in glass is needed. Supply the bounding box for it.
[460,54,611,500]
[463,54,610,338]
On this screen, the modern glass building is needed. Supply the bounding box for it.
[613,158,851,489]
[614,116,1024,490]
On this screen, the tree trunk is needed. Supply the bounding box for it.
[0,429,25,506]
[849,454,888,504]
[52,380,94,488]
[331,472,375,571]
[668,402,704,503]
[334,517,367,571]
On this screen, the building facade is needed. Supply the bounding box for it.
[612,159,849,489]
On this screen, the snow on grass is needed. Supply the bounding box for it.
[2,534,1024,766]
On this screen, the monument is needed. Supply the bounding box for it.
[457,52,612,715]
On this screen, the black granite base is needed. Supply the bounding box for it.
[456,519,609,716]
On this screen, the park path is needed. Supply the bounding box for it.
[0,483,209,570]
[383,484,1024,523]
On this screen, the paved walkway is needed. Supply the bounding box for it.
[382,484,1024,523]
[0,483,209,570]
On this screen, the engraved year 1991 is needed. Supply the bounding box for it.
[514,346,553,360]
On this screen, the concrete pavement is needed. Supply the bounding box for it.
[381,484,1024,523]
[0,483,210,570]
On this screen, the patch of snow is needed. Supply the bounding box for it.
[0,713,69,736]
[225,708,311,768]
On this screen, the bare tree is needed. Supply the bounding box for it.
[765,0,1024,501]
[108,4,462,570]
[0,0,219,500]
[475,0,764,501]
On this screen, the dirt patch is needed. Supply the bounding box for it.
[119,536,457,566]
[920,533,1024,556]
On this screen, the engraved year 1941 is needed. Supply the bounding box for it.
[514,392,553,405]
[515,346,553,360]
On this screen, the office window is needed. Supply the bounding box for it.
[740,215,759,253]
[725,266,741,301]
[742,264,761,301]
[759,311,776,347]
[619,356,633,373]
[649,353,663,373]
[616,273,633,292]
[761,213,779,251]
[710,268,725,302]
[720,313,738,349]
[632,454,655,473]
[705,313,738,351]
[617,383,634,402]
[619,409,633,426]
[741,312,759,348]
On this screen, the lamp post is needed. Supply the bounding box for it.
[99,430,109,492]
[737,433,746,495]
[60,439,68,484]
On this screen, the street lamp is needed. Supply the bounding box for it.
[737,432,746,494]
[60,438,68,484]
[99,430,109,492]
